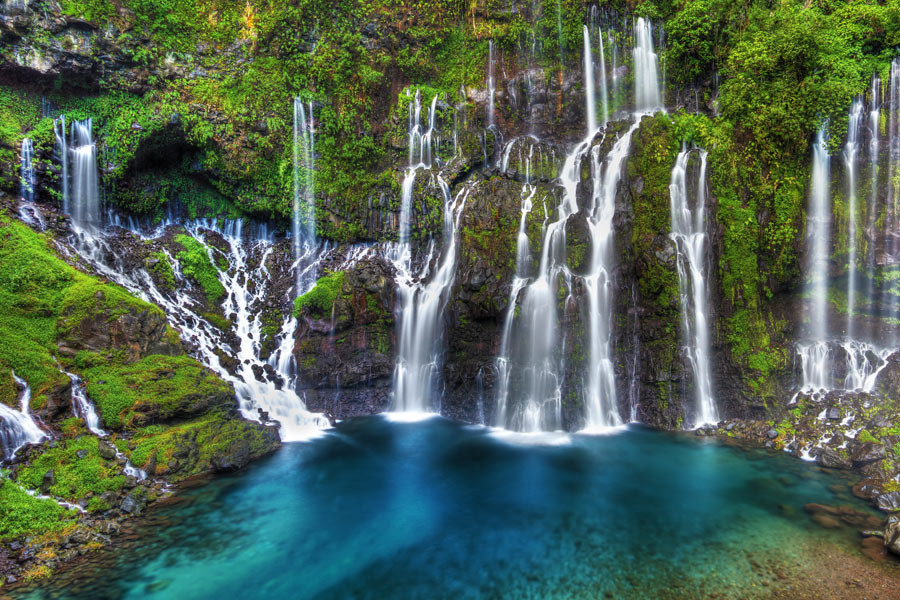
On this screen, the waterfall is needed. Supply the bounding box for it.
[669,147,718,426]
[391,181,471,413]
[582,125,640,430]
[865,73,881,340]
[495,143,538,428]
[633,17,663,114]
[53,116,69,214]
[487,40,496,128]
[20,137,34,202]
[844,99,864,337]
[609,29,619,109]
[66,371,105,436]
[582,25,597,133]
[597,26,609,127]
[69,118,101,231]
[887,58,900,337]
[292,98,317,291]
[65,220,331,442]
[798,125,832,393]
[1,374,45,462]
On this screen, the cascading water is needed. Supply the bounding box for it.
[582,25,597,133]
[844,99,863,337]
[64,219,330,442]
[69,118,101,231]
[633,18,663,114]
[1,374,45,461]
[66,371,105,436]
[20,137,34,202]
[494,144,539,428]
[597,26,609,127]
[487,41,496,128]
[798,126,832,394]
[865,73,881,337]
[495,16,664,432]
[293,98,317,291]
[53,116,69,214]
[887,58,900,339]
[669,147,718,426]
[391,182,471,413]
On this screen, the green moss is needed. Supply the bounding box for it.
[122,411,276,481]
[0,479,74,541]
[175,234,225,304]
[77,353,232,430]
[146,252,175,290]
[15,436,125,502]
[293,271,346,317]
[0,216,165,401]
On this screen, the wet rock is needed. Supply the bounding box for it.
[885,515,900,556]
[849,442,886,467]
[765,428,779,439]
[40,469,55,494]
[875,491,900,512]
[817,448,851,469]
[120,494,141,514]
[75,449,88,459]
[852,478,885,500]
[827,407,841,420]
[98,442,117,460]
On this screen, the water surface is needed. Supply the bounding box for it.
[12,417,885,599]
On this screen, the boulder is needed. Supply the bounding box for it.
[817,448,851,469]
[885,515,900,556]
[849,442,886,467]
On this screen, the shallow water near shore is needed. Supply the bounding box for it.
[9,416,896,599]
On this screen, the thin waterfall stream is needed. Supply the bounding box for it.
[669,146,717,426]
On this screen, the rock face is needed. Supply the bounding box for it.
[56,289,183,361]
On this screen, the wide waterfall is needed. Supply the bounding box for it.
[494,16,663,432]
[633,17,662,114]
[1,374,46,461]
[292,97,317,291]
[69,118,101,231]
[669,147,717,426]
[794,80,900,399]
[19,137,34,202]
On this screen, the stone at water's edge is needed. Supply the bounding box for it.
[886,515,900,555]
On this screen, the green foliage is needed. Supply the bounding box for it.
[77,353,232,430]
[0,479,74,541]
[16,436,126,502]
[0,216,157,401]
[293,271,346,316]
[175,234,225,304]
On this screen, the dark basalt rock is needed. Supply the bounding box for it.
[817,448,852,470]
[850,442,886,467]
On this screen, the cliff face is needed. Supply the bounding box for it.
[2,2,900,439]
